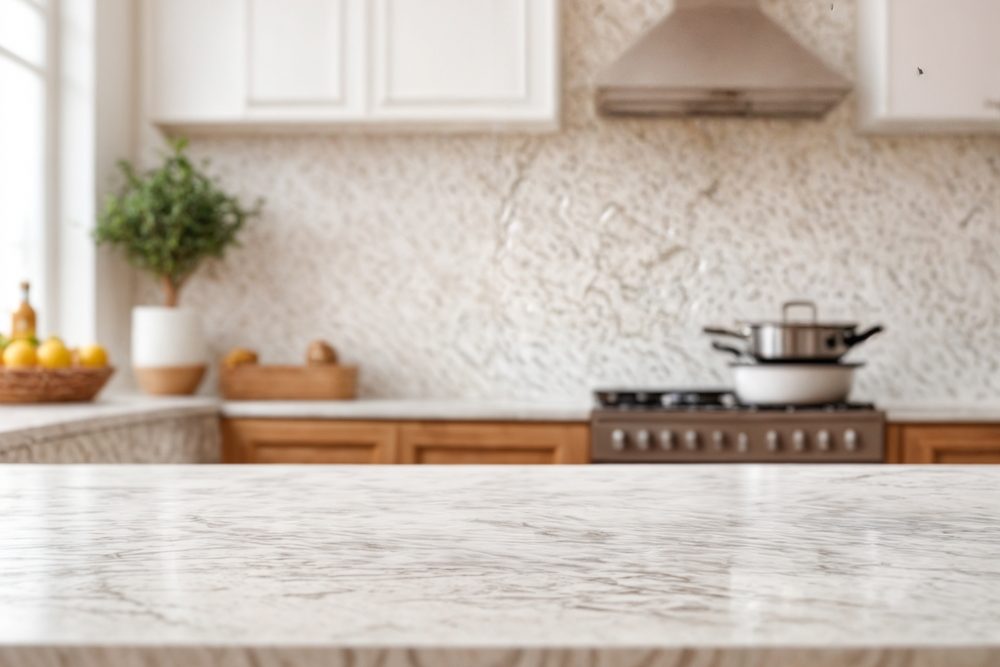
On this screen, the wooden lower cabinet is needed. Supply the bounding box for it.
[398,423,589,464]
[887,425,1000,464]
[222,419,590,464]
[222,420,397,464]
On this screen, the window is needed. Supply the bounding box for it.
[0,0,51,322]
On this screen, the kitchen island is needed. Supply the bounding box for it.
[2,465,998,666]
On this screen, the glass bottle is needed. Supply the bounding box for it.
[11,281,36,340]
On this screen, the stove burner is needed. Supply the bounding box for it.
[594,389,734,409]
[663,390,736,408]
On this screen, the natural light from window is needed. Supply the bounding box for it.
[0,0,49,317]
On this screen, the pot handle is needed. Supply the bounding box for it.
[703,326,747,339]
[711,341,745,358]
[782,300,818,323]
[844,325,884,347]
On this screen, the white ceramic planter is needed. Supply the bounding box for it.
[131,306,209,395]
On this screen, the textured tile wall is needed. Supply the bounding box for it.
[143,0,1000,401]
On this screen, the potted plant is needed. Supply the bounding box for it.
[96,139,260,395]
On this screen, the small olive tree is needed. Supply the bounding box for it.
[95,140,261,307]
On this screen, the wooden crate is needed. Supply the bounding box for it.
[219,365,357,400]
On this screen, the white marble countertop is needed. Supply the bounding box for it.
[0,394,219,446]
[220,397,593,421]
[2,465,998,666]
[6,396,1000,447]
[221,397,1000,424]
[882,400,1000,423]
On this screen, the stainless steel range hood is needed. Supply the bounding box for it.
[596,0,851,118]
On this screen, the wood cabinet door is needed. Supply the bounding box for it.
[370,0,559,128]
[895,425,1000,464]
[398,423,589,464]
[222,419,397,464]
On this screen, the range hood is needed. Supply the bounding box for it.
[596,0,851,118]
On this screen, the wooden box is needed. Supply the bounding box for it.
[219,365,357,401]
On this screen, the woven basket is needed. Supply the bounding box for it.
[0,367,115,403]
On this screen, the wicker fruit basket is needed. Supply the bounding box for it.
[0,367,115,404]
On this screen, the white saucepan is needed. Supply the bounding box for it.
[731,363,861,406]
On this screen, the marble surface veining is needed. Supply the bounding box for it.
[1,465,999,666]
[137,0,1000,402]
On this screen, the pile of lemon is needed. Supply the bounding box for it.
[0,336,108,370]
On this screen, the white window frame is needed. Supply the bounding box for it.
[0,0,59,329]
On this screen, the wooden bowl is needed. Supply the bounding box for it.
[0,367,115,403]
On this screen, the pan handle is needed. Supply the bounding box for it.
[782,300,818,323]
[711,341,746,358]
[844,325,884,348]
[703,326,747,339]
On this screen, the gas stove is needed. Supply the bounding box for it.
[591,388,884,463]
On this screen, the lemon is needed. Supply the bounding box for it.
[3,340,37,369]
[77,344,109,368]
[37,339,72,369]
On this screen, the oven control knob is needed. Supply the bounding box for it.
[766,430,780,452]
[684,430,700,450]
[792,429,807,452]
[816,430,831,451]
[712,430,726,450]
[635,429,651,451]
[844,429,859,451]
[659,430,674,451]
[736,432,749,453]
[611,429,627,451]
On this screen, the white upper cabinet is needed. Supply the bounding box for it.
[858,0,1000,133]
[146,0,364,125]
[370,0,559,126]
[144,0,559,131]
[147,0,244,122]
[245,0,365,119]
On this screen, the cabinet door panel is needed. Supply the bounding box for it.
[899,426,1000,464]
[399,423,589,464]
[888,0,1000,120]
[380,0,526,101]
[222,420,396,464]
[148,0,244,121]
[371,0,558,125]
[246,0,364,116]
[248,0,345,104]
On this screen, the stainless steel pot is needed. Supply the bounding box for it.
[704,301,883,363]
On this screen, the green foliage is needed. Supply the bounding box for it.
[95,139,261,305]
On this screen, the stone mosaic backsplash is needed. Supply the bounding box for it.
[141,0,1000,401]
